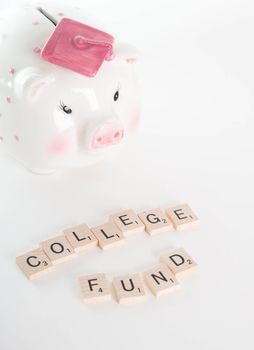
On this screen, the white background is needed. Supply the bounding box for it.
[0,0,253,349]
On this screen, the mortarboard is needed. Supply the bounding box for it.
[41,17,114,77]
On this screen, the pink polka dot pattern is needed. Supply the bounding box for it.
[32,21,40,25]
[14,135,20,141]
[33,47,41,54]
[57,12,64,16]
[6,96,11,103]
[0,136,3,141]
[9,68,16,75]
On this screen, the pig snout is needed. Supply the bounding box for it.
[91,123,124,149]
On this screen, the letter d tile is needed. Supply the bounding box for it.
[160,248,198,278]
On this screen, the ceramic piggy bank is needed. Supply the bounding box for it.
[0,4,140,174]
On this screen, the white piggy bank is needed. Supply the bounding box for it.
[0,4,140,174]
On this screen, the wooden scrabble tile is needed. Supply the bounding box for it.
[64,224,98,253]
[143,264,179,296]
[91,222,125,250]
[16,248,54,280]
[112,273,146,304]
[40,235,76,265]
[160,248,198,277]
[109,209,145,236]
[79,273,111,303]
[165,203,199,230]
[138,208,172,235]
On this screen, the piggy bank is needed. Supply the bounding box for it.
[0,3,140,174]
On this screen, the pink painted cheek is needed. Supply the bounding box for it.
[48,135,71,155]
[127,112,140,133]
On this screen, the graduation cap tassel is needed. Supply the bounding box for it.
[37,7,58,26]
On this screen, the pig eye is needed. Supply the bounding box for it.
[114,90,119,101]
[59,101,72,114]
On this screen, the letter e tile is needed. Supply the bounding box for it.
[166,203,199,230]
[109,209,145,236]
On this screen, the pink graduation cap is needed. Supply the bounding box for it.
[41,17,114,77]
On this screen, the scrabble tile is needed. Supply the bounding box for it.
[143,264,179,296]
[112,273,146,304]
[64,224,98,253]
[16,248,54,280]
[165,203,199,230]
[40,235,76,265]
[109,209,145,236]
[138,208,172,235]
[79,273,111,303]
[160,248,198,277]
[91,222,125,250]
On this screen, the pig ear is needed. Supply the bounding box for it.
[114,43,140,64]
[14,67,55,103]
